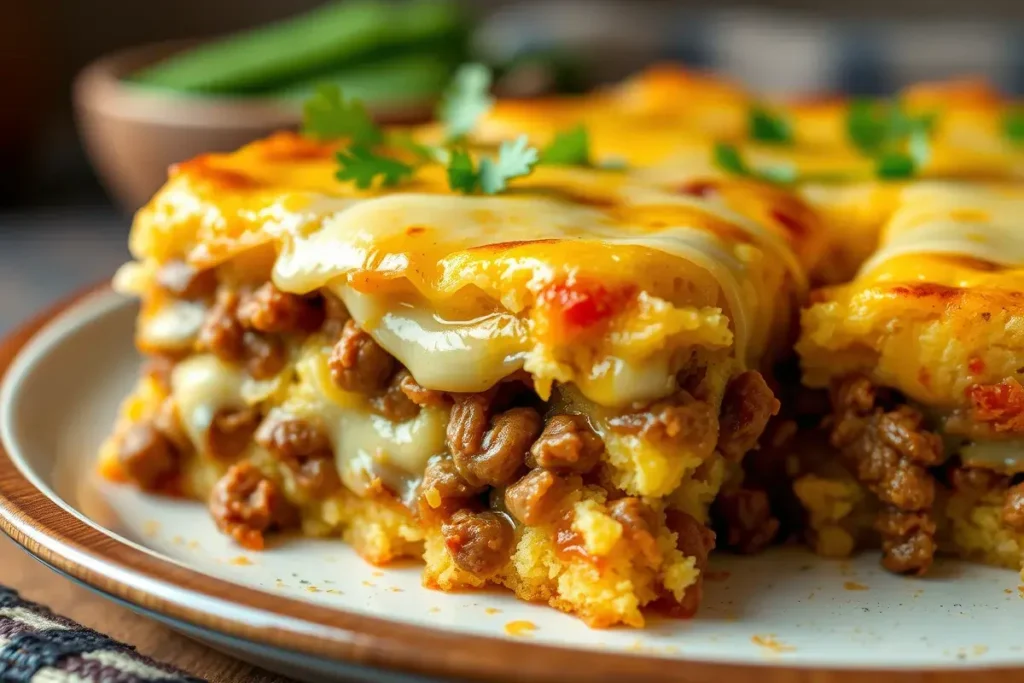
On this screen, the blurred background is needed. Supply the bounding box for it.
[3,0,1024,331]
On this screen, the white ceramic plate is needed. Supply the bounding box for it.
[0,288,1021,683]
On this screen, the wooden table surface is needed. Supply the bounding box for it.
[0,532,291,682]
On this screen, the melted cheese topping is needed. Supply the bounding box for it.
[268,191,802,403]
[858,183,1024,276]
[138,300,206,351]
[170,354,247,445]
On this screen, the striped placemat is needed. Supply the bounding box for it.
[0,586,203,683]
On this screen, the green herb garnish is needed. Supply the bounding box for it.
[302,84,383,146]
[846,99,937,179]
[447,135,539,194]
[1003,109,1024,144]
[305,66,547,195]
[748,105,792,144]
[445,148,479,193]
[713,142,797,185]
[437,63,494,142]
[335,145,414,189]
[540,125,591,166]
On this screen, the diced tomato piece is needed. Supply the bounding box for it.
[539,277,633,336]
[966,378,1024,433]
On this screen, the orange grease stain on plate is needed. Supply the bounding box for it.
[228,556,253,566]
[504,621,537,638]
[1017,585,1024,598]
[142,521,161,537]
[306,586,320,593]
[751,635,795,654]
[844,581,869,591]
[484,607,502,615]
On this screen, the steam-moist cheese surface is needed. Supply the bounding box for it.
[857,183,1024,277]
[270,190,805,402]
[126,139,810,408]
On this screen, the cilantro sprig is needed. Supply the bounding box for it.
[438,63,494,142]
[1003,109,1024,145]
[303,84,413,190]
[846,99,936,179]
[713,143,797,185]
[448,135,539,194]
[302,65,592,195]
[748,105,792,145]
[335,145,414,189]
[540,125,591,166]
[302,84,383,146]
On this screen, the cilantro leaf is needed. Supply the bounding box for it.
[748,105,792,144]
[713,142,748,176]
[446,135,540,195]
[446,148,479,194]
[1004,109,1024,144]
[335,145,414,189]
[438,63,494,142]
[874,152,916,179]
[846,99,888,152]
[478,135,540,194]
[846,99,936,180]
[303,84,382,146]
[712,142,796,185]
[540,125,591,166]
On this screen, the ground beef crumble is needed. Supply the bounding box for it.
[117,422,180,490]
[527,414,603,472]
[712,487,780,554]
[446,393,542,488]
[717,371,780,461]
[829,375,941,575]
[607,391,716,453]
[236,282,324,334]
[255,415,341,497]
[328,319,395,393]
[441,509,514,576]
[209,462,298,550]
[504,469,572,525]
[205,407,261,461]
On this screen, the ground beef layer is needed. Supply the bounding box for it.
[99,265,780,628]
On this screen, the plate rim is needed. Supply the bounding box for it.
[0,283,1020,683]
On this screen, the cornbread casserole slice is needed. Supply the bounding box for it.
[796,182,1024,576]
[99,126,823,627]
[100,65,1024,625]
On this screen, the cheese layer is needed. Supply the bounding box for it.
[123,133,821,408]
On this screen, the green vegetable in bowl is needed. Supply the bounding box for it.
[269,53,455,106]
[129,0,468,94]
